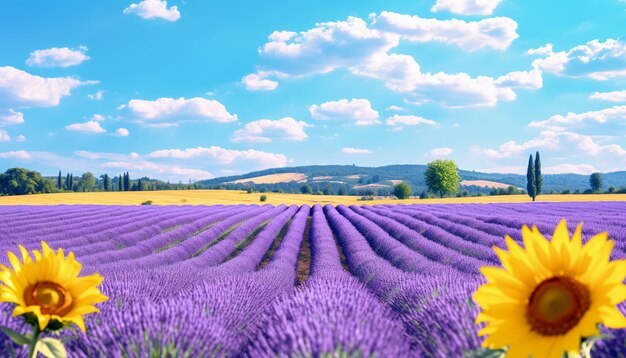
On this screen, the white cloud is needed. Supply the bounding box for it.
[123,0,180,21]
[526,43,553,56]
[232,117,309,143]
[426,147,453,158]
[542,163,600,175]
[386,105,408,112]
[0,150,31,159]
[114,128,130,137]
[104,161,213,181]
[478,164,600,175]
[431,0,504,15]
[531,39,626,80]
[370,11,518,51]
[590,90,626,102]
[87,90,104,100]
[127,97,237,123]
[0,130,10,142]
[148,146,288,168]
[483,131,626,160]
[495,69,543,89]
[74,151,136,161]
[310,98,380,125]
[241,72,278,91]
[259,17,395,78]
[529,105,626,131]
[26,46,90,68]
[342,147,372,154]
[483,131,561,158]
[352,53,518,107]
[386,114,437,127]
[0,109,24,125]
[65,120,106,133]
[91,114,106,121]
[254,16,533,108]
[14,135,26,142]
[0,66,85,107]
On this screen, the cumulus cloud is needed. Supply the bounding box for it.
[0,66,85,107]
[479,163,600,175]
[0,130,10,142]
[74,151,137,161]
[126,97,237,123]
[531,39,626,80]
[370,11,518,51]
[483,131,626,160]
[105,161,213,181]
[529,105,626,131]
[88,90,104,100]
[495,69,543,89]
[342,147,372,154]
[431,0,504,15]
[26,46,90,68]
[241,72,278,91]
[386,114,437,127]
[65,120,106,133]
[123,0,180,21]
[14,135,26,142]
[0,109,24,125]
[252,16,533,108]
[386,105,408,112]
[114,128,130,137]
[148,146,288,168]
[232,117,309,143]
[425,147,453,158]
[310,98,380,125]
[483,131,561,159]
[0,150,31,159]
[590,90,626,102]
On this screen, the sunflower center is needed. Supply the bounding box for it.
[25,281,73,316]
[526,276,590,336]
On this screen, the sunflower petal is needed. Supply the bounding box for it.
[599,305,626,328]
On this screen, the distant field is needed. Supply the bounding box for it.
[0,190,625,205]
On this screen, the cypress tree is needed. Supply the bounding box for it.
[65,173,70,190]
[534,151,543,196]
[137,179,142,191]
[124,172,130,191]
[69,174,74,191]
[103,174,109,191]
[57,171,62,190]
[118,174,123,191]
[526,154,536,201]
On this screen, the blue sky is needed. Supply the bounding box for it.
[1,0,625,181]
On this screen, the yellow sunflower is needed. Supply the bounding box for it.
[474,219,626,358]
[0,241,108,332]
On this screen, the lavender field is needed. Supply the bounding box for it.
[1,203,626,357]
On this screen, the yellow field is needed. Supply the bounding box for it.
[0,190,624,206]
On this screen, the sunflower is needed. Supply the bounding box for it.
[0,241,108,332]
[473,219,626,358]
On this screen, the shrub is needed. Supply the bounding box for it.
[393,182,412,199]
[141,200,153,205]
[260,195,267,202]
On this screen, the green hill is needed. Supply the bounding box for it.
[199,165,626,195]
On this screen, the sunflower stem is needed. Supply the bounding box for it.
[27,325,41,358]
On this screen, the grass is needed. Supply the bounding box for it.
[0,189,625,206]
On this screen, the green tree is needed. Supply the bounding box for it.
[393,182,412,199]
[118,174,123,191]
[300,184,312,194]
[534,151,543,196]
[0,168,55,195]
[424,160,461,198]
[590,172,603,192]
[57,171,63,190]
[103,174,110,191]
[77,172,96,192]
[69,174,74,191]
[526,154,536,201]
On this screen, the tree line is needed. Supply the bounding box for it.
[0,168,198,196]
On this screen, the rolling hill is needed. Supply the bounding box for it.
[199,165,626,195]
